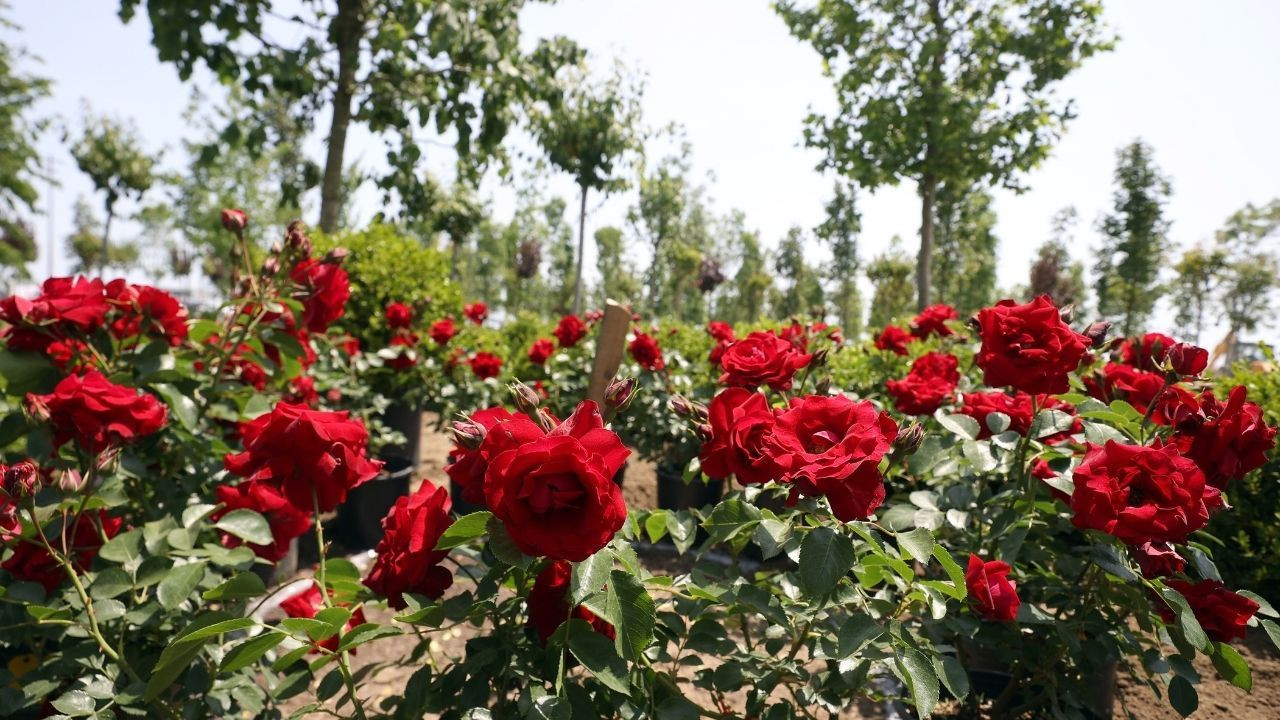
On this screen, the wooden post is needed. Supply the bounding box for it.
[587,300,632,405]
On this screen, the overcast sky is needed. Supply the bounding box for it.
[9,0,1280,339]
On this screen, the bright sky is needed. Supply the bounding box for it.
[10,1,1280,340]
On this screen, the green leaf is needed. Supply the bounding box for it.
[204,572,267,601]
[936,412,980,439]
[91,567,134,598]
[897,528,934,563]
[221,631,287,674]
[1210,642,1251,691]
[571,550,614,605]
[1261,618,1280,653]
[146,615,256,700]
[895,647,939,717]
[932,546,967,600]
[1238,590,1276,618]
[152,382,198,430]
[98,528,144,563]
[434,511,493,550]
[182,503,218,527]
[486,515,533,569]
[337,623,402,652]
[702,498,761,545]
[565,619,631,695]
[643,510,668,543]
[1159,586,1210,652]
[215,510,273,546]
[1168,674,1198,717]
[51,689,95,716]
[0,349,54,394]
[1030,408,1077,439]
[837,615,884,658]
[527,696,571,720]
[881,504,918,531]
[799,527,855,597]
[157,561,206,610]
[606,569,655,661]
[935,655,969,701]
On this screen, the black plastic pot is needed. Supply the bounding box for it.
[334,456,414,551]
[950,643,1116,719]
[382,403,424,470]
[657,467,722,511]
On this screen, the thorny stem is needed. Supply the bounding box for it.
[311,488,369,720]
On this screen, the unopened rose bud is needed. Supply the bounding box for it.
[509,381,541,415]
[323,247,349,264]
[893,423,925,456]
[811,348,829,368]
[1165,342,1208,377]
[535,407,558,433]
[695,422,714,441]
[451,417,487,450]
[603,377,637,413]
[95,447,121,471]
[326,388,343,404]
[221,208,248,234]
[1058,303,1075,324]
[23,394,50,423]
[270,242,283,255]
[54,468,85,493]
[670,395,695,419]
[262,257,280,275]
[1082,320,1111,348]
[286,221,312,257]
[815,377,832,396]
[2,460,40,497]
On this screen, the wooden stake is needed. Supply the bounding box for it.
[587,299,632,405]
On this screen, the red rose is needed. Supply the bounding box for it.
[29,276,110,332]
[213,481,312,562]
[554,315,588,348]
[886,351,959,416]
[224,402,382,513]
[105,281,190,345]
[340,335,361,356]
[2,512,122,593]
[766,395,898,521]
[463,301,488,325]
[446,407,535,507]
[874,325,911,356]
[1069,441,1213,544]
[526,559,616,646]
[707,321,735,343]
[1,460,40,497]
[628,331,665,371]
[45,338,91,372]
[430,318,457,345]
[1085,362,1168,414]
[911,304,957,339]
[1120,332,1176,372]
[27,371,167,452]
[700,388,779,485]
[1166,342,1208,376]
[469,351,503,379]
[975,296,1090,395]
[484,401,629,561]
[364,483,454,608]
[959,392,1034,437]
[966,554,1020,622]
[1130,541,1185,579]
[387,334,419,370]
[1159,580,1259,643]
[385,301,413,329]
[290,258,351,332]
[286,375,319,405]
[280,582,367,653]
[1174,386,1276,490]
[528,338,554,366]
[220,208,248,233]
[719,330,813,391]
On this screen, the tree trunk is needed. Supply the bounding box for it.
[101,199,115,274]
[572,184,588,315]
[318,0,363,234]
[917,174,936,311]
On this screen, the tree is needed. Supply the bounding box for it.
[1029,207,1088,311]
[532,64,642,314]
[67,197,139,273]
[866,237,915,329]
[772,226,825,320]
[719,212,771,325]
[1094,140,1171,336]
[1170,246,1226,345]
[1215,200,1280,339]
[67,109,157,272]
[776,0,1110,310]
[931,184,998,315]
[595,225,640,306]
[120,0,583,232]
[815,180,862,337]
[630,151,690,316]
[0,5,49,279]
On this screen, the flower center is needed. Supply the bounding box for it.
[521,473,584,514]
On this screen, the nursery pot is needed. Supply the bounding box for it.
[382,402,424,471]
[955,641,1117,719]
[334,456,414,551]
[657,466,722,511]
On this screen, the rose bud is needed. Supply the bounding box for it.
[2,460,40,497]
[509,381,541,415]
[1082,320,1112,348]
[669,395,695,418]
[535,407,558,434]
[323,247,350,264]
[1057,303,1075,324]
[270,242,283,255]
[893,423,925,456]
[1166,342,1208,377]
[221,208,248,234]
[695,422,714,441]
[54,468,85,493]
[810,348,829,368]
[603,377,637,414]
[261,257,280,275]
[326,388,343,404]
[451,418,487,450]
[23,393,50,423]
[95,447,121,471]
[815,377,832,396]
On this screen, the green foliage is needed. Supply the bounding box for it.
[1215,199,1280,336]
[67,197,140,273]
[1029,207,1088,312]
[595,225,641,306]
[771,226,825,320]
[719,215,772,325]
[866,237,916,329]
[931,185,998,316]
[815,181,863,337]
[0,5,49,276]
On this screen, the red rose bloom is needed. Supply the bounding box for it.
[280,582,367,653]
[874,325,911,356]
[526,559,616,646]
[975,295,1090,395]
[2,512,122,593]
[1130,541,1185,579]
[700,388,779,485]
[445,407,532,507]
[213,481,313,562]
[1120,332,1177,372]
[766,395,898,521]
[27,371,167,452]
[385,301,413,329]
[1174,386,1277,490]
[364,483,454,608]
[1166,342,1208,376]
[45,338,91,373]
[707,321,735,343]
[886,351,959,416]
[959,391,1034,438]
[19,276,110,332]
[719,330,813,391]
[340,335,361,356]
[387,334,418,370]
[430,318,457,345]
[1160,580,1259,643]
[469,351,503,379]
[483,401,629,561]
[528,338,554,366]
[224,402,382,513]
[628,331,665,371]
[1069,441,1213,545]
[1085,362,1168,415]
[105,281,190,345]
[911,304,957,339]
[290,258,351,333]
[966,555,1020,622]
[554,315,587,348]
[286,375,319,405]
[463,301,488,325]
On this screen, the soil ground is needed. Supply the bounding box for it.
[279,416,1278,719]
